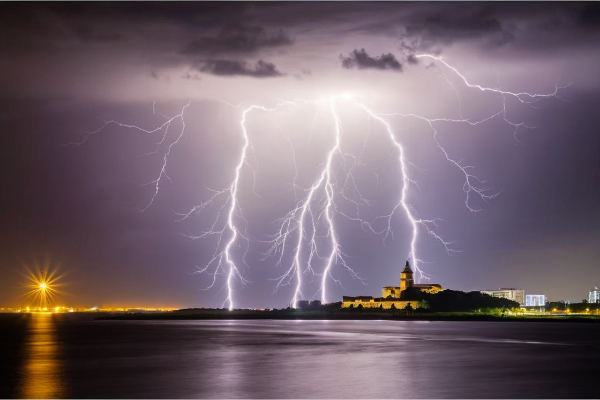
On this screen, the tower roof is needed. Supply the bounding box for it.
[402,260,413,273]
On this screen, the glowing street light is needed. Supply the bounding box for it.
[23,265,65,310]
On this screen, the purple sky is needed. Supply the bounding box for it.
[1,2,600,309]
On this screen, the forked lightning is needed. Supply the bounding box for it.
[75,55,566,309]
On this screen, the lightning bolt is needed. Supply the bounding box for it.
[75,54,566,309]
[416,54,569,102]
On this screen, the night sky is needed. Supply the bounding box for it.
[1,2,600,309]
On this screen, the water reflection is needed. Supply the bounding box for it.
[19,313,66,399]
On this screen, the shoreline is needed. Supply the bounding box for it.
[3,309,598,323]
[92,309,600,323]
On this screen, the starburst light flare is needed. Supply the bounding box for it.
[23,266,64,309]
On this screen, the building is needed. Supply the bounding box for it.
[525,294,546,307]
[524,294,546,311]
[481,288,525,306]
[342,260,443,309]
[589,287,600,304]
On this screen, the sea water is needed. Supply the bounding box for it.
[1,313,598,398]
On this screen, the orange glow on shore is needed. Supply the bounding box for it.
[1,306,180,313]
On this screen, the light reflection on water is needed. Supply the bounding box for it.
[19,313,66,399]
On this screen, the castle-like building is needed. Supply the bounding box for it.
[342,260,442,309]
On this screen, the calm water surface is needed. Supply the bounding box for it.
[1,313,598,398]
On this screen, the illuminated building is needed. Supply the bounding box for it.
[589,287,600,304]
[383,261,443,297]
[481,288,525,306]
[525,294,546,307]
[525,294,546,311]
[341,260,442,309]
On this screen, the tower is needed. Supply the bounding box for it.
[400,260,414,292]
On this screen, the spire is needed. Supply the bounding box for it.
[402,259,413,273]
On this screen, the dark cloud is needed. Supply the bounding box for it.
[183,24,293,56]
[578,2,600,28]
[74,26,125,44]
[0,3,129,50]
[195,59,283,78]
[2,3,598,69]
[393,3,600,55]
[0,2,248,54]
[399,9,514,54]
[340,49,403,71]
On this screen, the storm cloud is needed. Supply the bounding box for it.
[395,2,600,54]
[195,59,283,78]
[399,10,514,54]
[183,24,293,56]
[340,49,403,71]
